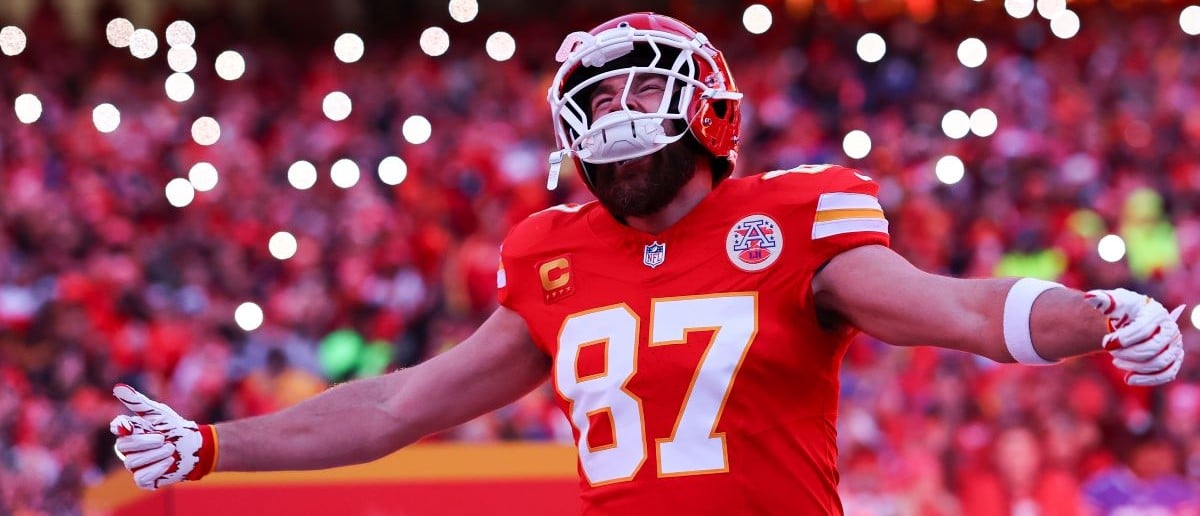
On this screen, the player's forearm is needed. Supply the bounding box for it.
[214,372,419,472]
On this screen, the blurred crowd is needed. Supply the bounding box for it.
[1,1,1199,514]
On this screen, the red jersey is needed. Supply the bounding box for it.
[498,165,890,515]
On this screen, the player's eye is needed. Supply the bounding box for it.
[591,96,612,114]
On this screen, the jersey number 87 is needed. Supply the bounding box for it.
[554,293,758,486]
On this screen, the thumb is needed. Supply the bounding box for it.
[113,384,180,422]
[1169,304,1186,322]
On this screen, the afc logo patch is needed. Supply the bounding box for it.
[537,255,576,303]
[726,214,783,272]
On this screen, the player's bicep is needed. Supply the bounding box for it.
[812,245,996,354]
[382,306,550,436]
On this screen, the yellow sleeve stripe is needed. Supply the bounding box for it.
[813,208,885,222]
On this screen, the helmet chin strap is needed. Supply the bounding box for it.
[575,111,678,165]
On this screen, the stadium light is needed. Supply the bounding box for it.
[331,158,361,188]
[0,26,26,56]
[165,20,195,48]
[1097,234,1126,262]
[935,156,965,185]
[486,32,516,62]
[420,27,450,57]
[957,38,987,68]
[856,33,886,63]
[268,232,298,260]
[1005,0,1035,18]
[742,4,773,35]
[378,156,409,185]
[188,162,219,192]
[93,103,121,133]
[129,28,158,59]
[1036,0,1066,20]
[1181,6,1200,35]
[942,109,971,139]
[335,33,365,63]
[215,50,246,80]
[164,177,196,208]
[106,18,134,48]
[234,302,264,331]
[1050,10,1081,39]
[1191,305,1200,330]
[403,115,432,144]
[449,0,479,23]
[969,108,998,137]
[842,130,872,159]
[287,160,318,190]
[168,46,197,73]
[322,91,353,121]
[165,73,195,102]
[191,116,221,146]
[14,93,42,124]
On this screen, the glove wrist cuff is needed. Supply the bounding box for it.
[186,424,219,481]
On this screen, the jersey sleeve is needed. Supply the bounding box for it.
[806,166,890,265]
[757,164,890,271]
[496,203,585,312]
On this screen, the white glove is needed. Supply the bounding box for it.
[110,384,218,490]
[1086,288,1186,387]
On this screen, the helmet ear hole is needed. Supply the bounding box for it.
[711,100,728,119]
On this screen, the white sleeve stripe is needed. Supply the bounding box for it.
[816,192,881,211]
[497,268,507,289]
[812,218,890,240]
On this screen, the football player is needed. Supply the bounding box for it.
[112,13,1185,515]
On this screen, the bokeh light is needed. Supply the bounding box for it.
[215,50,246,80]
[168,46,197,73]
[92,103,121,133]
[188,162,219,192]
[957,38,987,68]
[935,155,965,185]
[165,73,195,102]
[742,4,773,35]
[165,20,195,47]
[969,108,998,137]
[106,18,134,48]
[331,159,361,188]
[234,302,264,331]
[1183,6,1200,35]
[842,130,872,159]
[129,29,158,59]
[420,27,450,57]
[449,0,480,23]
[164,178,195,208]
[322,91,352,121]
[334,33,364,63]
[1050,10,1081,39]
[942,109,971,139]
[0,26,26,56]
[268,232,298,260]
[403,115,432,144]
[1097,234,1126,262]
[288,160,318,190]
[1036,0,1066,20]
[1190,305,1200,330]
[378,156,409,185]
[1005,0,1035,18]
[191,116,221,146]
[14,93,42,124]
[486,32,516,62]
[856,33,886,63]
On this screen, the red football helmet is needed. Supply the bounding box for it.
[546,12,743,190]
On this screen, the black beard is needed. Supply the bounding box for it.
[589,139,698,221]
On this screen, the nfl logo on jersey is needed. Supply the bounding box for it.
[643,241,666,269]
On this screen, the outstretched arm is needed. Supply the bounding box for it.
[215,306,548,471]
[112,306,550,487]
[812,245,1183,383]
